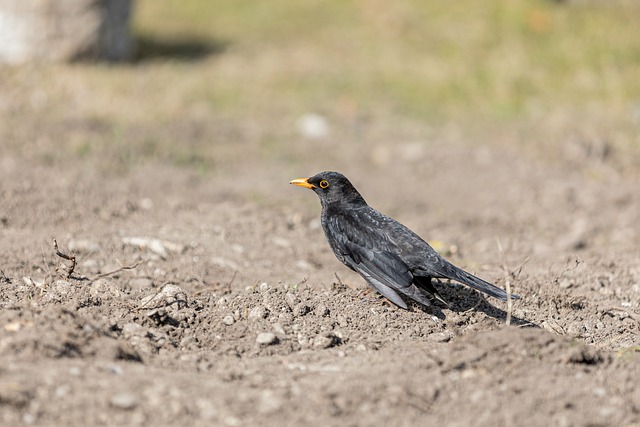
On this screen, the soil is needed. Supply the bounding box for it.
[1,133,639,426]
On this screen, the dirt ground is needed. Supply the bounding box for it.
[1,115,640,426]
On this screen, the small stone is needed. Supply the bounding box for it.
[22,414,36,425]
[429,332,452,343]
[285,292,300,309]
[68,239,101,254]
[140,284,187,309]
[272,237,290,248]
[139,198,154,210]
[81,259,100,274]
[222,315,235,326]
[313,332,339,349]
[249,306,269,320]
[315,304,330,317]
[272,322,286,335]
[90,279,122,299]
[256,332,278,345]
[121,322,146,338]
[296,113,329,140]
[4,321,24,332]
[293,303,310,317]
[109,393,139,410]
[128,277,153,291]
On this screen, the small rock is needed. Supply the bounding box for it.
[256,332,278,345]
[122,236,185,259]
[272,237,290,248]
[222,315,235,326]
[139,198,154,210]
[285,292,300,309]
[81,259,100,274]
[140,284,187,309]
[109,393,139,410]
[22,413,36,425]
[272,322,286,335]
[121,323,146,338]
[249,306,269,320]
[315,304,330,317]
[429,332,452,343]
[258,389,283,414]
[313,332,340,349]
[128,277,153,291]
[43,280,72,302]
[67,239,101,254]
[295,260,312,270]
[293,303,310,317]
[90,279,122,299]
[296,113,329,140]
[4,321,26,332]
[211,256,240,270]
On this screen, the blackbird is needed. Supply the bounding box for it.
[290,171,519,309]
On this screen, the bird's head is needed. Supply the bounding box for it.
[290,171,366,207]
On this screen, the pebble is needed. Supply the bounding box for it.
[249,306,269,320]
[293,303,310,317]
[121,322,146,338]
[109,393,139,410]
[256,332,278,345]
[122,236,185,259]
[296,113,329,140]
[315,303,330,317]
[222,315,235,326]
[285,292,300,309]
[313,332,339,349]
[90,279,122,299]
[140,284,187,309]
[67,238,101,254]
[272,322,286,335]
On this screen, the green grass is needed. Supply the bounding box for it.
[2,0,638,172]
[133,0,640,120]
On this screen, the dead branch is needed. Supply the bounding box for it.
[0,269,11,284]
[87,260,142,284]
[53,238,140,283]
[53,238,81,279]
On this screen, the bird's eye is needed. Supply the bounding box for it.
[319,180,329,189]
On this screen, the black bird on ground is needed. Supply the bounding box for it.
[290,171,520,309]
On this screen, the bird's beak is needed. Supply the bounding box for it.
[289,177,316,189]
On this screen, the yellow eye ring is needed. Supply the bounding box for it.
[319,180,329,189]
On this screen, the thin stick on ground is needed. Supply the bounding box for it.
[87,260,143,284]
[495,237,513,325]
[53,238,80,279]
[53,238,141,283]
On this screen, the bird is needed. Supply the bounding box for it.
[290,171,520,310]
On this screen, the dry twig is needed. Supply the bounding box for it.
[53,238,83,279]
[53,238,140,283]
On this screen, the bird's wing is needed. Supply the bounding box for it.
[328,209,433,309]
[376,213,520,301]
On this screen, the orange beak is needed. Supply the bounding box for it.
[289,177,316,189]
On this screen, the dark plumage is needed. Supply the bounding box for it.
[290,171,520,309]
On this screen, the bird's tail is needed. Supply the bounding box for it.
[446,265,520,301]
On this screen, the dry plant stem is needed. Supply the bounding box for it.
[87,260,142,284]
[495,237,513,326]
[53,238,77,279]
[54,238,141,283]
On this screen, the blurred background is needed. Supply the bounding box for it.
[1,0,639,197]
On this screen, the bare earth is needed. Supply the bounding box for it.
[1,133,639,426]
